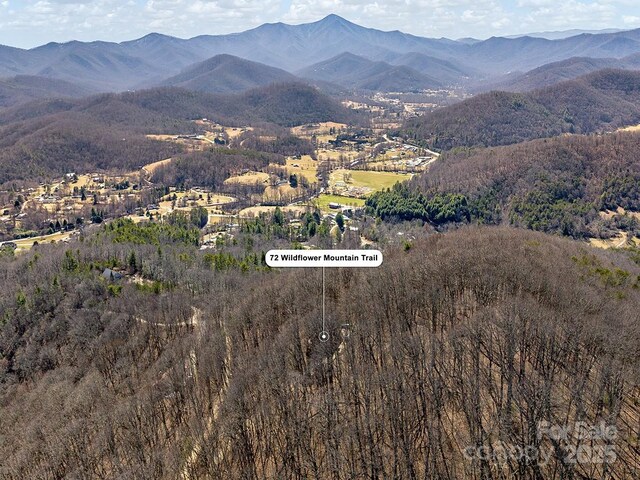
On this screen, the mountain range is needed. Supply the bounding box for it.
[505,28,625,40]
[2,15,640,94]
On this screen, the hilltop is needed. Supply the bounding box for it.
[403,69,640,150]
[157,54,298,94]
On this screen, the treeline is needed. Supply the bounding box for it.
[239,208,342,247]
[403,69,640,150]
[0,226,639,478]
[151,148,284,192]
[0,95,197,134]
[366,182,470,224]
[100,216,204,247]
[373,132,640,239]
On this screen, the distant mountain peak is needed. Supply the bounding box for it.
[321,13,347,22]
[139,32,173,40]
[315,14,358,28]
[126,32,178,46]
[332,51,365,60]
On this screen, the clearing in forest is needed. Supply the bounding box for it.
[314,194,366,212]
[282,155,318,183]
[224,171,270,185]
[330,169,411,192]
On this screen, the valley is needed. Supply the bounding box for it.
[1,12,640,480]
[0,114,434,252]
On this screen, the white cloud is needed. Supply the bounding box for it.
[515,0,616,32]
[623,15,640,25]
[0,0,638,47]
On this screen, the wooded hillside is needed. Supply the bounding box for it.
[0,226,638,478]
[403,69,640,150]
[0,83,359,184]
[369,132,640,239]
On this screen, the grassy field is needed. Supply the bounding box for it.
[224,171,270,185]
[283,155,318,183]
[263,184,300,202]
[13,231,73,252]
[588,232,639,249]
[146,134,176,142]
[291,122,346,138]
[239,205,309,217]
[314,194,366,211]
[618,124,640,132]
[317,149,359,162]
[217,125,251,139]
[330,169,411,191]
[142,158,173,175]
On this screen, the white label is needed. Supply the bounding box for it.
[266,249,383,268]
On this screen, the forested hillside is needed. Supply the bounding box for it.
[0,113,183,184]
[0,75,94,108]
[0,83,358,184]
[403,69,640,150]
[0,83,359,130]
[158,54,298,94]
[0,226,638,478]
[368,131,640,239]
[151,148,285,192]
[3,13,640,480]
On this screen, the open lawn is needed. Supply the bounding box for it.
[13,230,74,252]
[73,174,94,189]
[283,155,318,183]
[317,149,358,162]
[224,171,270,185]
[142,158,173,175]
[330,169,411,191]
[220,126,251,139]
[239,205,309,217]
[313,194,365,212]
[291,122,346,137]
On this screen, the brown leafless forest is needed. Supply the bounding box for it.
[1,227,638,479]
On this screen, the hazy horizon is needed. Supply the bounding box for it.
[0,0,638,49]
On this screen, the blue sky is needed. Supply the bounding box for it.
[0,0,638,48]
